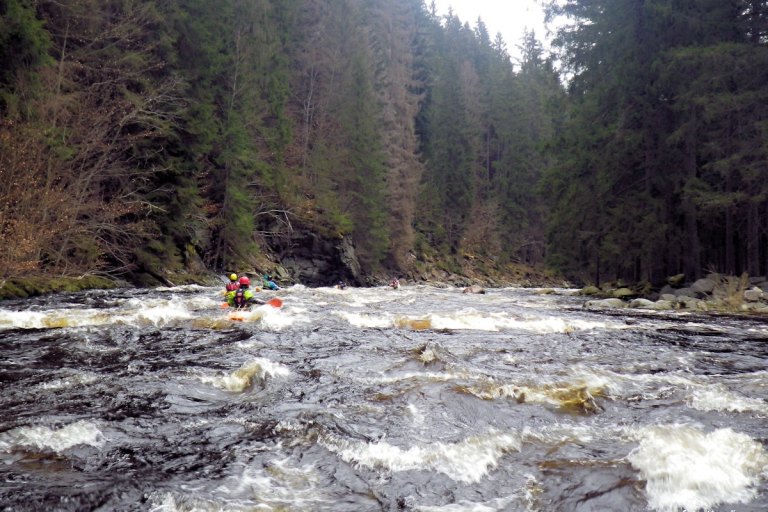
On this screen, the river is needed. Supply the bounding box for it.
[0,284,766,511]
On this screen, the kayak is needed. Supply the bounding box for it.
[228,297,283,321]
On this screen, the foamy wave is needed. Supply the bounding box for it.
[336,311,393,328]
[413,494,522,512]
[627,424,768,512]
[365,371,471,385]
[38,372,99,390]
[462,367,620,414]
[0,308,106,329]
[564,369,768,415]
[320,430,522,483]
[0,297,198,330]
[465,380,603,414]
[201,358,291,392]
[147,458,330,511]
[229,303,298,330]
[0,420,105,453]
[688,384,768,415]
[336,309,622,333]
[113,298,193,326]
[152,284,209,293]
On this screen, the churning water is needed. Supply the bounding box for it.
[0,284,766,511]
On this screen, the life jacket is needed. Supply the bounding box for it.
[226,281,239,292]
[233,288,247,308]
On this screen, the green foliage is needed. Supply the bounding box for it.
[0,0,52,116]
[545,0,768,284]
[7,0,768,289]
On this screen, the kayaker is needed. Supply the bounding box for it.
[263,274,280,290]
[225,273,240,292]
[226,276,264,309]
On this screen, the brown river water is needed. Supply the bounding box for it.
[0,284,766,511]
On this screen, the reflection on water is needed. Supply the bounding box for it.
[0,284,766,511]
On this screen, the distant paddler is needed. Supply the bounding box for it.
[262,274,281,290]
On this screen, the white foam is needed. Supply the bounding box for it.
[689,384,768,415]
[407,403,425,426]
[0,420,105,453]
[147,456,331,511]
[320,430,522,483]
[38,372,99,390]
[114,297,193,326]
[0,308,95,329]
[627,424,768,512]
[335,308,622,333]
[413,494,520,512]
[0,295,199,330]
[336,311,393,328]
[364,371,471,385]
[560,368,768,415]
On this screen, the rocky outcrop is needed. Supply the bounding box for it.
[277,231,363,287]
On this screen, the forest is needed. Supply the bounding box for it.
[1,0,767,288]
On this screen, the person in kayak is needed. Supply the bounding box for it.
[263,274,280,290]
[226,276,264,309]
[225,273,240,292]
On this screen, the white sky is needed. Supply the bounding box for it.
[430,0,552,61]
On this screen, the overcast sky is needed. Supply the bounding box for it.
[430,0,553,60]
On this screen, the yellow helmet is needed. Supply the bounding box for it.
[229,273,237,281]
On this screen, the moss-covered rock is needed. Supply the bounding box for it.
[0,275,117,300]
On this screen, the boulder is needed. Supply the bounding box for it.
[691,278,715,295]
[628,298,655,309]
[612,287,635,299]
[580,286,601,296]
[629,298,675,310]
[584,298,626,309]
[463,285,486,294]
[673,287,696,298]
[667,273,685,287]
[740,303,768,313]
[743,287,765,302]
[676,296,706,311]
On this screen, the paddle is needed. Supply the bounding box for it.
[220,297,283,309]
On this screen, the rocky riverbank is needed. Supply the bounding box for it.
[577,273,768,315]
[0,252,567,300]
[0,275,118,300]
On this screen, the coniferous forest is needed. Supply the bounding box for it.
[1,0,767,288]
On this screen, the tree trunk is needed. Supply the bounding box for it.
[747,201,760,276]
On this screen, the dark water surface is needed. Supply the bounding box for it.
[1,284,766,511]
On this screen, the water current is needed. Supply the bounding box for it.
[0,284,766,511]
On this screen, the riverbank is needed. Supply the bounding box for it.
[0,255,567,300]
[575,273,768,316]
[0,275,118,300]
[0,271,221,300]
